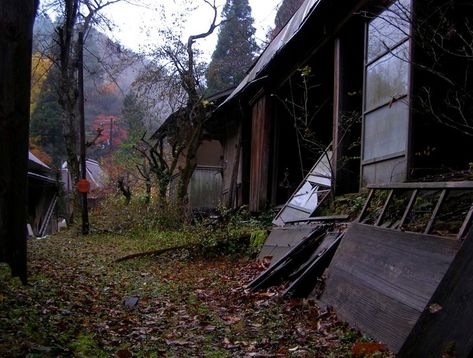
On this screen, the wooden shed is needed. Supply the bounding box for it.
[152,88,235,210]
[27,152,58,237]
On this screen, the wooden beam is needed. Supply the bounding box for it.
[358,189,374,222]
[375,189,394,226]
[424,189,447,235]
[367,181,473,190]
[398,189,418,230]
[284,215,349,224]
[457,204,473,239]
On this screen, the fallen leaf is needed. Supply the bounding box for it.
[352,342,386,357]
[429,303,443,314]
[165,339,191,346]
[223,315,241,324]
[115,349,132,358]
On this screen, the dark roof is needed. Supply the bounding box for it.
[28,151,51,173]
[28,152,57,185]
[150,86,236,140]
[220,0,320,107]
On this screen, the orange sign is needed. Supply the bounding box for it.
[77,179,90,193]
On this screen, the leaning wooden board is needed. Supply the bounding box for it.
[321,223,459,352]
[399,228,473,357]
[257,224,321,265]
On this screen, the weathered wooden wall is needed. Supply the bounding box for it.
[249,95,271,212]
[188,166,223,209]
[222,120,242,208]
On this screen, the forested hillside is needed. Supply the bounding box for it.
[30,14,144,166]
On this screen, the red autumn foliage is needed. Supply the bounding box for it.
[91,114,127,148]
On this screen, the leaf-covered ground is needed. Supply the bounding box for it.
[0,230,391,357]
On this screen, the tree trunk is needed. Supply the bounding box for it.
[177,119,203,203]
[0,0,38,283]
[145,179,151,204]
[58,0,80,224]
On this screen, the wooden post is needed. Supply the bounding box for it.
[0,0,38,283]
[78,32,89,235]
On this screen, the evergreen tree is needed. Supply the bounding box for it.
[206,0,258,94]
[121,91,146,140]
[271,0,304,38]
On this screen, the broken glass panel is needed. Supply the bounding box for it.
[273,148,332,226]
[290,181,319,212]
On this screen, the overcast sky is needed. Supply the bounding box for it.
[103,0,282,62]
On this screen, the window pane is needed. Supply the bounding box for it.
[363,100,409,161]
[367,0,411,61]
[365,42,409,111]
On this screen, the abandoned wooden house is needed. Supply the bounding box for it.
[213,0,472,213]
[27,151,58,237]
[150,88,235,210]
[216,0,473,356]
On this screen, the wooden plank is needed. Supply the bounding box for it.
[330,225,458,311]
[367,181,473,190]
[457,204,473,239]
[258,225,317,264]
[249,225,327,291]
[321,223,458,352]
[323,267,420,351]
[375,189,394,226]
[357,188,374,222]
[399,229,473,357]
[284,232,343,298]
[249,95,271,212]
[424,189,447,234]
[284,215,349,224]
[398,189,417,229]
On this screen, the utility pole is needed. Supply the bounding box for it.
[109,116,114,152]
[78,32,89,235]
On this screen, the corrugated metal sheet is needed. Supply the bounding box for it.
[61,159,107,192]
[220,0,320,107]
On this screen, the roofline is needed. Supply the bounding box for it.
[218,0,322,108]
[28,171,57,185]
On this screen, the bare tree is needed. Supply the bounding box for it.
[0,0,38,282]
[138,0,222,205]
[37,0,126,223]
[413,0,473,137]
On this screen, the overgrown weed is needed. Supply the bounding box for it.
[89,193,269,260]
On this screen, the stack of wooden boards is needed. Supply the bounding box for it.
[252,181,473,356]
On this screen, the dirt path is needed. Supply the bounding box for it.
[0,231,389,357]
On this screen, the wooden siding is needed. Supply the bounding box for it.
[222,120,243,208]
[249,95,271,212]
